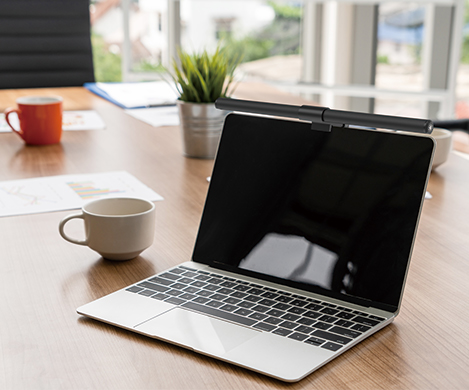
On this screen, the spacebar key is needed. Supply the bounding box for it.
[181,302,257,327]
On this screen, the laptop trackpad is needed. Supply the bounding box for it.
[135,307,261,355]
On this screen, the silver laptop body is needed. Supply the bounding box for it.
[78,114,434,382]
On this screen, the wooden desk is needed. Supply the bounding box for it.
[1,87,468,389]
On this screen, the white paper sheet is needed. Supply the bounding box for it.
[125,106,180,127]
[0,171,163,217]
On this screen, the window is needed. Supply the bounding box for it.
[91,0,467,120]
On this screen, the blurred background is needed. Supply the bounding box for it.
[89,0,469,119]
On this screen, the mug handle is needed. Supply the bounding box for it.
[4,108,24,139]
[59,213,88,246]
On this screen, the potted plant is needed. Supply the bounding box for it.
[171,46,241,158]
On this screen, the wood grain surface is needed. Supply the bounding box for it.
[0,86,468,389]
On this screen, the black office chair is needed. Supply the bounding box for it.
[0,0,95,89]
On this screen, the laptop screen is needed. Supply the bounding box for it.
[192,113,434,312]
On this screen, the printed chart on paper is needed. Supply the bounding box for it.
[0,171,163,217]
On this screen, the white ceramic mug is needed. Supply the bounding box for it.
[431,128,452,169]
[59,197,156,261]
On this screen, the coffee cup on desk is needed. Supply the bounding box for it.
[4,96,63,145]
[431,128,452,169]
[59,197,156,261]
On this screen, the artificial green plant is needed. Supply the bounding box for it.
[171,46,242,103]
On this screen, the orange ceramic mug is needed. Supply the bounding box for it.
[4,96,63,145]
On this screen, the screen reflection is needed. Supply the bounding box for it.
[193,114,434,311]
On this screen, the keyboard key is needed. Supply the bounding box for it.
[148,277,173,286]
[288,332,309,341]
[195,290,213,297]
[245,295,262,303]
[352,316,379,327]
[335,320,354,328]
[237,301,256,309]
[273,303,291,311]
[321,342,342,351]
[369,315,385,321]
[220,281,237,288]
[320,308,339,315]
[318,315,337,323]
[304,337,325,346]
[217,288,234,295]
[179,293,196,300]
[182,287,200,294]
[303,311,322,319]
[287,307,307,315]
[150,293,168,301]
[275,295,293,303]
[160,272,180,281]
[233,285,251,292]
[294,325,314,334]
[261,292,279,299]
[264,317,283,325]
[249,312,268,321]
[266,309,285,318]
[190,281,207,288]
[351,324,371,332]
[137,282,169,293]
[165,297,186,305]
[209,294,227,301]
[234,308,253,316]
[253,322,276,332]
[258,298,276,307]
[290,299,308,307]
[223,297,241,305]
[181,271,198,278]
[207,277,223,284]
[352,310,368,316]
[194,274,211,281]
[321,303,337,308]
[278,321,298,329]
[297,317,315,326]
[169,268,186,275]
[220,304,238,312]
[181,302,257,326]
[206,300,224,308]
[192,297,210,304]
[178,277,194,284]
[336,311,355,320]
[272,328,292,337]
[126,286,144,293]
[251,305,270,313]
[313,322,332,330]
[138,289,156,297]
[304,303,322,311]
[231,292,248,299]
[312,330,352,345]
[329,326,361,338]
[169,283,187,290]
[166,289,184,296]
[246,288,264,295]
[281,313,300,322]
[202,284,220,291]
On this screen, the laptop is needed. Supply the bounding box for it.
[77,113,435,382]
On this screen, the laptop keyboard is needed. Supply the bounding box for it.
[125,265,386,352]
